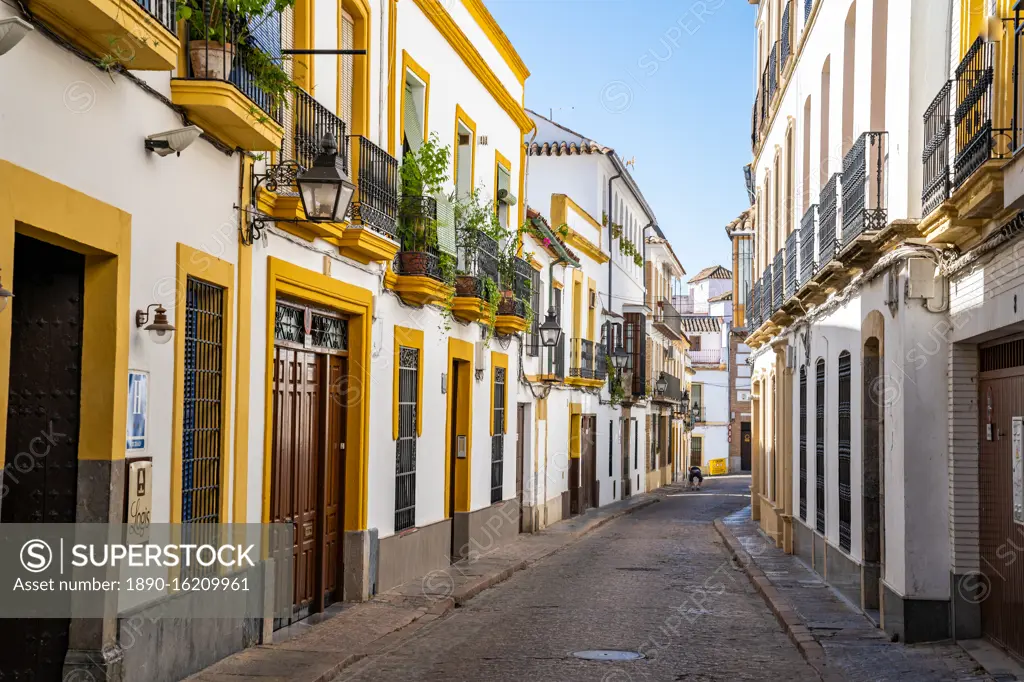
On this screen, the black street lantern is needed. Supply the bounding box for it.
[539,306,563,348]
[611,342,629,370]
[297,133,356,223]
[681,389,690,414]
[655,372,668,395]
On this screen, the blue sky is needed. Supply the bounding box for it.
[485,0,757,281]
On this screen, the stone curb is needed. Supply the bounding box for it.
[191,495,659,682]
[713,518,845,682]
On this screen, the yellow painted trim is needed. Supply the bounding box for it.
[553,280,563,290]
[446,338,474,514]
[387,0,399,155]
[334,225,400,264]
[171,244,235,525]
[572,269,583,341]
[563,227,610,264]
[518,141,527,228]
[409,0,532,131]
[587,277,596,341]
[393,326,425,439]
[494,149,511,227]
[490,351,509,435]
[169,79,284,151]
[293,0,315,93]
[339,0,372,137]
[494,314,529,335]
[553,194,602,234]
[454,104,478,196]
[569,402,582,459]
[0,161,130,466]
[399,50,431,153]
[452,296,494,323]
[262,258,373,531]
[393,274,452,306]
[233,157,254,522]
[459,0,530,85]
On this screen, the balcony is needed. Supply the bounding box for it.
[840,132,888,261]
[594,343,608,382]
[391,196,453,306]
[654,372,683,403]
[690,349,722,367]
[543,337,566,382]
[922,81,953,216]
[568,338,603,388]
[337,136,401,263]
[452,231,499,323]
[772,249,785,312]
[799,205,818,286]
[784,229,799,299]
[171,2,285,150]
[749,280,761,331]
[28,0,179,70]
[768,42,779,107]
[654,297,683,339]
[780,1,792,72]
[760,264,772,323]
[624,314,647,399]
[817,173,840,272]
[494,256,532,335]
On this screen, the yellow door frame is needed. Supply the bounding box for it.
[446,338,474,514]
[262,257,373,532]
[0,161,130,465]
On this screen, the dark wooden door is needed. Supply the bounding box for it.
[516,404,526,532]
[321,355,345,608]
[569,460,580,515]
[582,416,597,511]
[271,348,321,622]
[978,355,1024,659]
[620,417,631,498]
[0,235,84,680]
[741,422,752,471]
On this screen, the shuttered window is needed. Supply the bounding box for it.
[799,366,807,521]
[690,436,703,468]
[496,163,511,229]
[838,351,852,552]
[491,367,506,503]
[181,277,225,524]
[339,10,355,134]
[527,270,541,356]
[395,347,418,531]
[815,358,826,534]
[403,76,425,154]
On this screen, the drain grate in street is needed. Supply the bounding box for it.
[573,650,645,661]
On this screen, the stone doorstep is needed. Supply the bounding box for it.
[186,494,660,682]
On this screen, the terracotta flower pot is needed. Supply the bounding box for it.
[189,41,235,80]
[455,275,479,297]
[398,251,430,276]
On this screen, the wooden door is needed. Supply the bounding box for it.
[978,345,1024,659]
[271,348,322,622]
[741,421,752,471]
[516,404,526,532]
[582,416,597,510]
[0,235,84,680]
[620,417,631,498]
[321,355,345,607]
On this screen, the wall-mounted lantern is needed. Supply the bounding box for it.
[135,304,175,345]
[539,306,563,348]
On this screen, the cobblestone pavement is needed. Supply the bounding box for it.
[332,475,819,682]
[721,508,995,682]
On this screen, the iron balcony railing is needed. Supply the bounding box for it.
[953,37,1012,190]
[760,56,772,123]
[818,173,840,271]
[549,336,566,380]
[772,249,785,311]
[805,0,814,21]
[509,256,534,303]
[595,343,608,382]
[455,231,500,297]
[761,265,773,322]
[136,0,176,33]
[570,338,595,380]
[394,196,444,282]
[689,349,722,365]
[751,98,760,151]
[655,297,683,338]
[780,1,793,71]
[841,131,888,247]
[799,204,818,285]
[292,88,346,171]
[768,42,779,104]
[182,0,283,123]
[349,136,398,238]
[661,373,683,402]
[785,229,799,299]
[922,81,953,216]
[749,279,761,330]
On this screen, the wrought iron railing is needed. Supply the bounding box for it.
[595,343,608,382]
[455,232,499,297]
[751,98,760,151]
[780,2,792,71]
[768,42,779,103]
[291,88,346,171]
[662,373,683,402]
[655,297,683,338]
[922,81,952,216]
[841,131,888,247]
[772,250,785,310]
[395,196,444,282]
[570,338,595,379]
[761,265,773,322]
[818,173,840,270]
[749,280,761,330]
[805,0,814,21]
[954,37,1012,190]
[799,205,817,284]
[509,256,534,303]
[181,1,283,123]
[497,297,527,318]
[348,136,398,237]
[785,230,799,299]
[760,57,772,123]
[549,336,566,380]
[136,0,176,33]
[689,349,721,365]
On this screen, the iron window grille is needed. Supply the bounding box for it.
[527,269,541,356]
[761,264,772,322]
[570,338,595,379]
[349,135,399,238]
[608,420,614,477]
[690,436,703,468]
[838,351,852,552]
[181,277,226,524]
[799,366,808,521]
[274,302,348,352]
[633,419,639,471]
[491,367,506,504]
[815,358,826,534]
[785,229,799,299]
[395,346,418,532]
[772,250,785,311]
[922,81,953,216]
[780,1,793,71]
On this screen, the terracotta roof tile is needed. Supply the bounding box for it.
[527,141,613,157]
[688,265,732,283]
[680,316,723,334]
[708,291,733,303]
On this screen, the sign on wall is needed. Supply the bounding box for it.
[125,458,152,544]
[126,370,148,452]
[1013,417,1023,525]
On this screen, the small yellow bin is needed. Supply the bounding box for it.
[708,458,728,476]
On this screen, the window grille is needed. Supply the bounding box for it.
[815,358,826,534]
[799,366,808,521]
[491,367,506,503]
[395,346,418,531]
[838,351,852,551]
[690,437,703,468]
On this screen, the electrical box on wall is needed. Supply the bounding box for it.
[475,341,490,376]
[785,346,796,369]
[906,258,937,300]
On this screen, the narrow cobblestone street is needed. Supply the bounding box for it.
[332,475,818,682]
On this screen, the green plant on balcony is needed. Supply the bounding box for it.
[607,356,626,406]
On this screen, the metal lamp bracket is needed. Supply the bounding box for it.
[236,160,307,246]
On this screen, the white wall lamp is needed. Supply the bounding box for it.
[135,304,175,345]
[0,17,33,56]
[145,126,203,157]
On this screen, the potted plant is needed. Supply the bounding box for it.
[398,133,450,276]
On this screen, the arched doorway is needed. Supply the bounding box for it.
[862,309,885,619]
